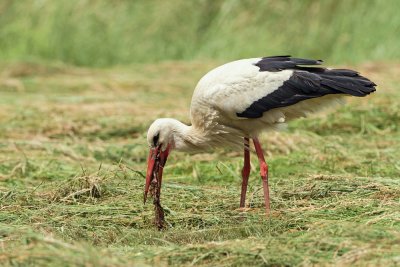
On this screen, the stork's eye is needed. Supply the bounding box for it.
[153,133,160,146]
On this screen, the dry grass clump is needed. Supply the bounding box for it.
[51,170,104,203]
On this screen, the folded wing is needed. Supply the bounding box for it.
[237,56,376,118]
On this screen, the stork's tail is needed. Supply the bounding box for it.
[319,69,376,97]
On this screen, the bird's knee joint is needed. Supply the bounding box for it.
[259,162,268,177]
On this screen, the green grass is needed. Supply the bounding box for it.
[1,0,400,66]
[0,60,399,266]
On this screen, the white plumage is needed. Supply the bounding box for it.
[144,56,376,215]
[192,58,292,119]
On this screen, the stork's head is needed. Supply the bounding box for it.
[144,118,180,203]
[146,118,179,151]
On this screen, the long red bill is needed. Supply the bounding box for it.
[144,145,170,204]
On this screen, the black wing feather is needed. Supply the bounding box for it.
[237,56,376,119]
[255,55,323,72]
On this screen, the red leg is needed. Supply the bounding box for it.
[253,138,270,215]
[240,137,250,208]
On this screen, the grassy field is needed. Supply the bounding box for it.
[0,60,399,266]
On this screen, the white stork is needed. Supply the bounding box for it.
[144,56,376,215]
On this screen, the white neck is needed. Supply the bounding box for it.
[169,120,209,152]
[168,119,243,152]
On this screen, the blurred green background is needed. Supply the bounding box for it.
[1,0,399,67]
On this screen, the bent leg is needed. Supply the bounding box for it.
[253,138,270,215]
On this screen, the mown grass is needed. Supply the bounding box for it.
[1,0,400,66]
[0,60,399,266]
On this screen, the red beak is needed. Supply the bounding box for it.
[144,144,170,204]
